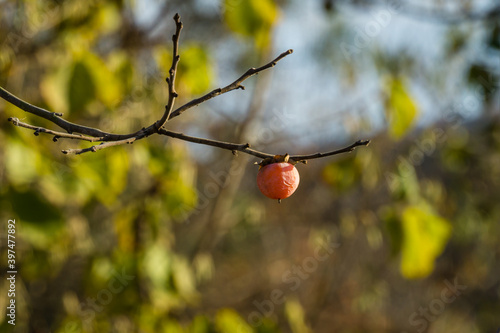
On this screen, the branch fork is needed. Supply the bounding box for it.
[1,13,370,160]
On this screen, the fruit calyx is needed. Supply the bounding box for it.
[255,154,307,169]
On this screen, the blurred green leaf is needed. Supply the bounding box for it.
[143,243,172,289]
[224,0,279,50]
[113,204,139,253]
[162,320,186,333]
[90,3,122,34]
[385,158,420,203]
[215,308,253,333]
[55,318,83,333]
[256,319,280,333]
[5,139,42,187]
[384,77,419,139]
[178,45,213,96]
[40,62,71,115]
[284,298,311,333]
[162,181,197,219]
[109,51,135,94]
[147,142,197,217]
[155,44,212,97]
[380,206,403,256]
[400,204,452,279]
[9,188,63,224]
[189,315,214,333]
[322,155,359,192]
[39,160,96,206]
[172,256,199,302]
[467,64,498,104]
[73,148,129,205]
[84,51,124,108]
[488,23,500,50]
[68,60,96,114]
[154,46,172,76]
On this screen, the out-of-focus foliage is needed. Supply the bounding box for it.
[0,1,208,332]
[1,0,500,332]
[223,0,279,51]
[384,77,419,140]
[284,298,311,333]
[400,204,451,279]
[154,41,215,99]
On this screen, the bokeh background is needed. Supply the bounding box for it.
[1,0,500,332]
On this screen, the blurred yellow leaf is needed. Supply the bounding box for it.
[224,0,279,50]
[113,204,138,253]
[83,51,124,109]
[155,45,213,96]
[285,298,312,333]
[40,64,70,115]
[162,320,185,333]
[189,316,211,333]
[385,158,421,203]
[400,205,452,279]
[178,45,213,96]
[385,78,419,139]
[72,148,129,206]
[39,162,92,206]
[106,148,129,196]
[172,256,199,302]
[154,46,172,75]
[60,50,125,116]
[91,3,121,34]
[5,139,41,186]
[143,243,172,288]
[147,142,198,217]
[215,308,253,333]
[109,51,135,94]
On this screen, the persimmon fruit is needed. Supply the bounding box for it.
[257,162,300,202]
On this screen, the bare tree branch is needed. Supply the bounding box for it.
[290,139,370,161]
[166,49,293,120]
[61,134,148,155]
[7,117,100,142]
[155,13,183,129]
[1,48,294,155]
[1,13,370,161]
[158,128,271,159]
[158,128,370,162]
[0,86,140,140]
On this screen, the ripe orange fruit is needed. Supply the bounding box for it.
[257,162,300,201]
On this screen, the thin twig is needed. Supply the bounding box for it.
[0,86,132,139]
[1,32,293,155]
[8,117,102,142]
[166,49,293,121]
[159,128,370,162]
[1,15,370,160]
[158,128,271,159]
[155,13,183,129]
[290,139,370,161]
[1,48,294,154]
[62,131,149,155]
